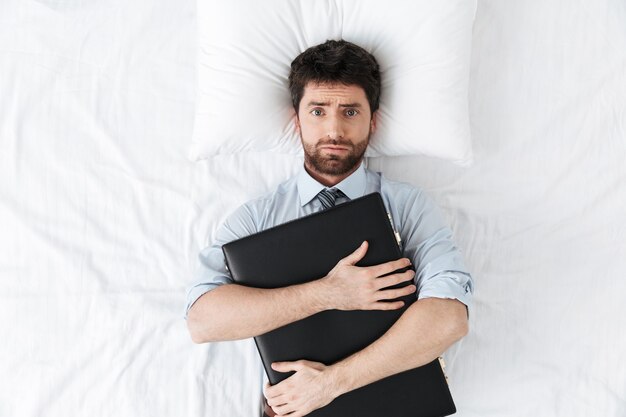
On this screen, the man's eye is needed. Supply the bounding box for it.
[345,109,358,117]
[311,109,323,116]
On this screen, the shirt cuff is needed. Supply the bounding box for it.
[184,278,229,319]
[417,272,473,317]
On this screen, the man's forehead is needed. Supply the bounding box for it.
[302,82,368,105]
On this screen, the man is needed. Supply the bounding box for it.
[186,40,474,417]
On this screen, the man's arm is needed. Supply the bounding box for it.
[265,297,468,417]
[187,241,416,343]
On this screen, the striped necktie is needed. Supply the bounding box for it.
[317,188,345,211]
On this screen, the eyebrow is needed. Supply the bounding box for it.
[306,101,363,108]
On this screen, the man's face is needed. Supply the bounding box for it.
[296,82,377,178]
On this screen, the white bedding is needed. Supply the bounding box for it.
[1,0,625,417]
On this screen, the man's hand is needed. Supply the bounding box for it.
[319,241,416,311]
[188,242,416,343]
[264,360,338,417]
[263,298,468,417]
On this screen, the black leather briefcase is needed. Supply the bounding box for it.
[223,192,456,417]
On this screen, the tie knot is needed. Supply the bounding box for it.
[317,188,345,210]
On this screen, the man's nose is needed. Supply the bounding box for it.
[326,116,345,140]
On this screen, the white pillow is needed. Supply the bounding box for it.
[191,0,475,165]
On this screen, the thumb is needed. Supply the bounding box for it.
[340,241,368,266]
[271,361,298,372]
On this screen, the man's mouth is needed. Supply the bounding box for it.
[320,146,349,151]
[318,141,352,153]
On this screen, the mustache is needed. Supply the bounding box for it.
[316,139,354,148]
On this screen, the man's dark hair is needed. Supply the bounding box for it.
[288,39,381,115]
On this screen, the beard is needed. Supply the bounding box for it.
[302,136,369,176]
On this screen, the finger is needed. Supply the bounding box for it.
[273,402,297,416]
[265,377,286,398]
[271,361,301,373]
[277,411,301,417]
[371,300,405,310]
[306,360,325,371]
[338,241,368,266]
[264,402,278,417]
[375,269,415,290]
[272,359,326,372]
[265,384,279,399]
[293,359,324,372]
[369,257,412,277]
[276,408,302,417]
[377,284,417,301]
[266,394,288,407]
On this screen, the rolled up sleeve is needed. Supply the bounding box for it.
[395,188,474,315]
[184,204,258,318]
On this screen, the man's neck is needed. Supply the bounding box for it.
[303,161,362,187]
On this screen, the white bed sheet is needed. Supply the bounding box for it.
[0,1,198,416]
[1,0,625,417]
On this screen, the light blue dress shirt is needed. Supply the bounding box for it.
[186,163,473,316]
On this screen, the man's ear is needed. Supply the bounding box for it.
[294,113,301,134]
[370,111,378,133]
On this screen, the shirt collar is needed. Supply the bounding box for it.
[297,163,367,207]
